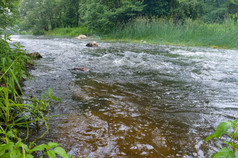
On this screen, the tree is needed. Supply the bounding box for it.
[20,0,57,35]
[142,0,171,17]
[78,0,144,33]
[0,0,20,33]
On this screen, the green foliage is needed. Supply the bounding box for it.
[45,27,91,37]
[71,0,144,33]
[18,0,238,35]
[106,17,238,49]
[31,88,61,117]
[0,140,70,158]
[0,34,32,100]
[205,120,238,158]
[0,35,68,157]
[0,0,20,33]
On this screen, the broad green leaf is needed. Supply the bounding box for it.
[53,147,69,158]
[0,142,14,153]
[205,133,216,143]
[47,142,59,148]
[29,144,47,152]
[10,149,19,158]
[0,145,6,156]
[215,121,234,139]
[15,140,23,148]
[205,120,234,142]
[0,152,10,158]
[211,148,235,158]
[47,150,56,158]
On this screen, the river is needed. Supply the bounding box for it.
[12,35,238,157]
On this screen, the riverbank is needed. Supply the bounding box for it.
[0,36,69,157]
[105,18,238,50]
[45,18,238,50]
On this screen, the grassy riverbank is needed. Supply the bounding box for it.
[44,18,238,49]
[0,35,69,157]
[105,18,238,49]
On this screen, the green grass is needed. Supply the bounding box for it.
[45,26,93,37]
[105,17,238,49]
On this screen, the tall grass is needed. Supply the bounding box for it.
[45,26,92,37]
[106,17,238,49]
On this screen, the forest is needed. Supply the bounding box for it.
[18,0,238,34]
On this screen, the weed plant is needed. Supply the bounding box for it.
[106,17,238,49]
[205,120,238,158]
[0,35,69,157]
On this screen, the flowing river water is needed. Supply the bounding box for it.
[12,35,238,157]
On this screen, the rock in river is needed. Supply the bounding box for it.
[71,67,90,72]
[76,35,87,39]
[86,41,98,47]
[28,52,43,59]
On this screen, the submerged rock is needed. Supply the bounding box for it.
[71,67,90,72]
[28,52,43,59]
[86,41,98,47]
[76,35,87,39]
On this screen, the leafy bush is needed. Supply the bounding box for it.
[205,120,238,158]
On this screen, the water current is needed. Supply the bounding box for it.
[12,35,238,157]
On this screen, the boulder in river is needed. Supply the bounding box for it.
[76,35,87,39]
[29,52,43,59]
[86,41,98,47]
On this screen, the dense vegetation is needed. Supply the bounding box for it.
[18,0,238,49]
[106,17,238,49]
[19,0,238,34]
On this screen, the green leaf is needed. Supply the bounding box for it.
[211,148,235,158]
[47,150,56,158]
[215,121,234,139]
[22,143,29,152]
[47,142,59,149]
[205,133,216,143]
[0,142,14,154]
[53,147,69,158]
[29,144,47,152]
[6,130,16,138]
[205,120,234,142]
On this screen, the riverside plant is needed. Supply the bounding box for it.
[205,119,238,158]
[0,35,69,158]
[106,17,238,49]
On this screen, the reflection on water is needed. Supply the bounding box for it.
[12,35,238,157]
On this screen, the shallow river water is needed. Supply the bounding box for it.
[12,35,238,157]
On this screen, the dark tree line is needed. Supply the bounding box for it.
[19,0,238,35]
